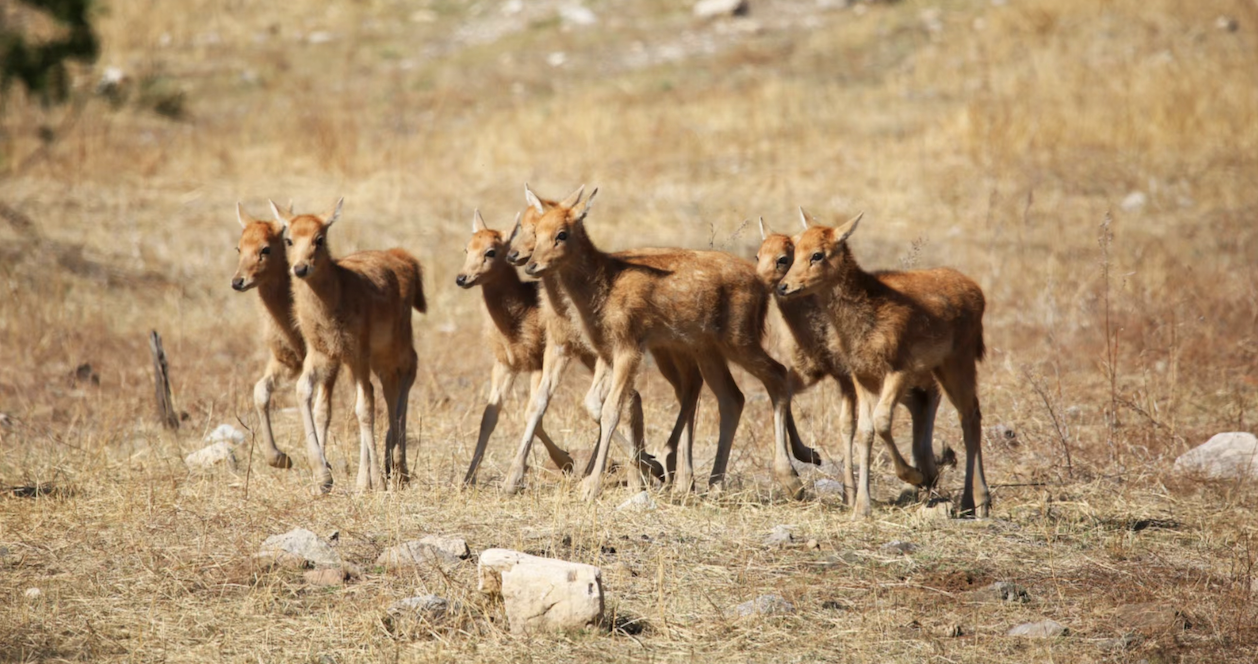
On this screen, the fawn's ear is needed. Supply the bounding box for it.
[798,206,818,231]
[559,184,585,209]
[472,209,488,233]
[269,199,291,227]
[524,183,545,215]
[573,187,598,224]
[835,211,863,244]
[237,202,255,228]
[508,211,522,243]
[759,216,770,241]
[325,197,344,228]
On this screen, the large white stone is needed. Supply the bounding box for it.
[694,0,749,19]
[477,548,603,634]
[1173,432,1258,479]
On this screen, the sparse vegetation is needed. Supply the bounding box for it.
[2,0,1257,661]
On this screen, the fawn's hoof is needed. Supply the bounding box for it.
[579,475,603,502]
[792,444,823,466]
[313,474,334,495]
[897,467,927,487]
[501,467,526,495]
[268,452,293,469]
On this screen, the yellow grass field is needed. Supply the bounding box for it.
[2,0,1258,661]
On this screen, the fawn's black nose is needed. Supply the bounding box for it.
[506,250,520,264]
[293,264,309,278]
[455,274,468,287]
[231,277,245,291]
[777,283,789,296]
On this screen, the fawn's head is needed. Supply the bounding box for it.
[504,184,557,267]
[754,216,798,288]
[273,198,342,280]
[232,202,289,292]
[778,208,863,297]
[523,184,597,277]
[457,209,513,288]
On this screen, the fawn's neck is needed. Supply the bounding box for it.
[481,263,537,334]
[821,247,879,343]
[257,271,304,347]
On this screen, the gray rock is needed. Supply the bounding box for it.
[1173,432,1258,479]
[881,540,918,555]
[559,4,597,26]
[418,534,470,560]
[694,0,749,19]
[1097,633,1140,651]
[184,441,236,470]
[733,594,795,617]
[967,581,1030,603]
[617,490,656,512]
[814,478,844,496]
[389,594,458,623]
[1008,619,1068,638]
[206,423,246,444]
[376,539,464,569]
[303,568,347,586]
[1113,602,1190,633]
[258,528,341,568]
[765,525,794,547]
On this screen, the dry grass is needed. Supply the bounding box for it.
[2,0,1258,661]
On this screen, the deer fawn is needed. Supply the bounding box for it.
[232,202,337,471]
[756,217,952,506]
[520,186,809,501]
[778,209,989,518]
[272,199,426,493]
[456,209,576,484]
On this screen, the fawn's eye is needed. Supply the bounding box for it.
[776,255,789,267]
[556,230,568,242]
[235,246,240,253]
[811,251,824,263]
[260,246,271,256]
[285,238,293,246]
[314,236,324,247]
[485,249,496,259]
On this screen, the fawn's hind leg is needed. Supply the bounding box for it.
[296,356,336,493]
[254,358,293,469]
[464,362,513,485]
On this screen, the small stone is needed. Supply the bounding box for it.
[821,599,848,611]
[693,0,749,19]
[732,594,795,617]
[389,594,457,623]
[206,423,246,444]
[1008,619,1068,638]
[765,525,794,547]
[418,534,470,560]
[1097,633,1139,651]
[1120,191,1148,212]
[409,9,437,23]
[1113,602,1190,633]
[184,442,237,471]
[805,539,820,550]
[881,540,917,555]
[814,478,844,496]
[376,540,464,569]
[0,413,11,428]
[1216,15,1239,32]
[303,568,347,586]
[1173,433,1258,479]
[546,52,567,67]
[945,624,965,637]
[24,587,42,599]
[559,4,597,26]
[966,581,1030,603]
[617,490,656,512]
[919,499,953,521]
[306,31,333,44]
[258,528,341,568]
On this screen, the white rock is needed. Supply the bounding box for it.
[184,441,237,470]
[617,490,656,511]
[1120,191,1148,212]
[694,0,749,19]
[546,52,567,67]
[732,594,794,617]
[24,587,42,599]
[206,423,246,444]
[1174,432,1258,479]
[919,499,952,521]
[1008,619,1068,638]
[559,4,597,26]
[419,534,470,559]
[881,540,918,555]
[307,31,333,45]
[478,548,603,633]
[258,528,341,567]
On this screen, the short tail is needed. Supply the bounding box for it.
[975,326,986,362]
[412,262,427,314]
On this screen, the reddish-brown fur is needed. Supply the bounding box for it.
[274,199,426,493]
[756,218,951,505]
[456,209,575,484]
[518,187,808,501]
[779,209,989,517]
[231,202,337,472]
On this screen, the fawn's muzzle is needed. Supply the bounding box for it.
[455,274,469,288]
[506,250,521,264]
[231,277,245,291]
[293,264,310,278]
